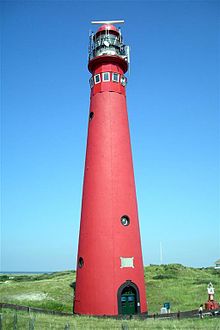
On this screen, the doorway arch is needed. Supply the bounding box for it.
[117,280,141,314]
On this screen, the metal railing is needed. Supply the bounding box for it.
[88,31,129,62]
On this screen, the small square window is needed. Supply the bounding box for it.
[94,74,101,84]
[89,77,94,88]
[121,76,127,87]
[112,73,119,83]
[102,72,110,82]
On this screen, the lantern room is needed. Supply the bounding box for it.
[88,22,130,73]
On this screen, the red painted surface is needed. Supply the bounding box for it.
[97,24,119,34]
[205,300,220,310]
[74,24,147,316]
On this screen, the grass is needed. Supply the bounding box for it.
[0,264,220,328]
[1,265,220,313]
[145,264,220,312]
[0,271,76,312]
[1,309,220,329]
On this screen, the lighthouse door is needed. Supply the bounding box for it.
[118,281,140,315]
[121,290,136,314]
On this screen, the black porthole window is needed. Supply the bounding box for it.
[89,112,94,121]
[78,257,84,268]
[121,215,130,226]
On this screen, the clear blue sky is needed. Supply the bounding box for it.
[1,1,219,271]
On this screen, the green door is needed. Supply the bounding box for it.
[121,292,136,314]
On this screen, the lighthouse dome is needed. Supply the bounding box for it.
[97,24,119,35]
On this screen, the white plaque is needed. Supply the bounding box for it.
[120,257,134,268]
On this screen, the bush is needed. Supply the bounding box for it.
[152,274,175,280]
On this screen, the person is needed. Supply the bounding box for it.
[177,311,180,320]
[199,304,203,319]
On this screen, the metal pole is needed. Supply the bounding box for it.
[160,242,163,264]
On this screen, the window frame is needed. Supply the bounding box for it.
[112,72,120,83]
[121,75,127,87]
[89,112,94,121]
[89,77,94,88]
[121,215,130,226]
[78,257,84,268]
[102,72,110,82]
[94,74,101,84]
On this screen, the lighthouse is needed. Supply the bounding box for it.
[74,20,147,316]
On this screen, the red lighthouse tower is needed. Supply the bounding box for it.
[74,20,147,316]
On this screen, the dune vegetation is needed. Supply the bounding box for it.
[1,264,219,329]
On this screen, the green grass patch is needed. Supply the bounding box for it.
[0,265,219,314]
[145,264,220,313]
[0,270,75,313]
[1,309,220,329]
